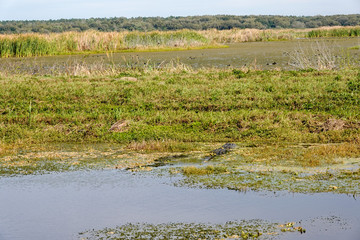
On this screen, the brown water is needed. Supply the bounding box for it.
[1,38,359,72]
[0,169,359,240]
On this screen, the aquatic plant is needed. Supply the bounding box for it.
[78,220,287,240]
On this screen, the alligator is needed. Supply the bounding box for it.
[204,143,238,161]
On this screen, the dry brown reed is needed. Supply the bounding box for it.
[200,26,360,43]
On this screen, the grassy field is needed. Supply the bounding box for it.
[1,66,359,149]
[0,26,359,57]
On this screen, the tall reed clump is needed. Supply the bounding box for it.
[308,27,360,38]
[201,28,304,43]
[288,41,360,70]
[0,35,57,58]
[0,30,212,57]
[54,31,124,52]
[124,30,210,48]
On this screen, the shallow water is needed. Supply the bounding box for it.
[1,38,359,72]
[0,170,359,240]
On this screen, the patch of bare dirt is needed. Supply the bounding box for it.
[109,120,129,132]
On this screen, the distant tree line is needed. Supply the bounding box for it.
[0,15,359,34]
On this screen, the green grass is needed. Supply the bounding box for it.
[308,27,360,38]
[1,67,360,148]
[0,36,57,57]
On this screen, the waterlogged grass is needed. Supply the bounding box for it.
[79,220,306,240]
[175,143,360,194]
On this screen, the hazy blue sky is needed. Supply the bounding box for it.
[0,0,359,20]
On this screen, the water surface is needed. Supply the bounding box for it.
[0,170,359,240]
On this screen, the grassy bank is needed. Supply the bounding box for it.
[0,26,359,57]
[1,66,359,149]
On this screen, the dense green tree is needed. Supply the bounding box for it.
[0,15,359,34]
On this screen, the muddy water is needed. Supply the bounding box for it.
[0,170,359,240]
[1,38,359,71]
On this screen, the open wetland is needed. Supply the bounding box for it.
[1,37,359,73]
[0,144,360,240]
[1,34,360,239]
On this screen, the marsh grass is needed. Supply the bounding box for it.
[202,26,360,43]
[0,30,216,58]
[0,26,359,57]
[308,27,360,38]
[124,30,209,48]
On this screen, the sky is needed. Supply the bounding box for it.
[0,0,359,21]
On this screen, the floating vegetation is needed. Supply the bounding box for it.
[78,220,305,239]
[0,144,186,176]
[178,167,360,195]
[175,144,360,195]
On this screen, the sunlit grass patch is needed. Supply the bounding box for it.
[182,165,229,175]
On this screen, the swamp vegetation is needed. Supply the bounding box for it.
[0,26,359,57]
